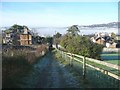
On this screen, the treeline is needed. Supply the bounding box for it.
[54,25,104,60]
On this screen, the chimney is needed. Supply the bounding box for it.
[23,26,28,34]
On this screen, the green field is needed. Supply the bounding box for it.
[74,56,119,76]
[101,53,119,65]
[105,60,119,65]
[101,53,119,56]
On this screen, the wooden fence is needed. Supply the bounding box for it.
[56,49,120,81]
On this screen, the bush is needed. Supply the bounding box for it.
[60,35,104,59]
[2,45,48,88]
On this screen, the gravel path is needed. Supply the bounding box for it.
[17,52,83,88]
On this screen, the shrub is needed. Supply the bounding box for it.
[60,35,104,59]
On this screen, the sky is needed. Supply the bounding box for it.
[0,2,118,27]
[1,0,120,2]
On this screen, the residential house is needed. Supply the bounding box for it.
[115,34,120,48]
[95,37,105,45]
[19,26,32,45]
[106,42,117,48]
[116,34,120,41]
[91,33,106,45]
[91,32,117,48]
[2,30,13,45]
[3,26,33,46]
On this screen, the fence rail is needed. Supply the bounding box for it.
[56,49,120,81]
[67,52,120,70]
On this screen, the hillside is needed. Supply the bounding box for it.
[81,22,119,28]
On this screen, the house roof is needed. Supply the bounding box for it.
[21,31,32,35]
[96,37,105,41]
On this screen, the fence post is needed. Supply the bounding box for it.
[71,53,73,67]
[69,53,72,66]
[69,53,73,67]
[83,56,86,79]
[62,51,65,61]
[65,52,67,61]
[60,50,62,57]
[62,51,63,58]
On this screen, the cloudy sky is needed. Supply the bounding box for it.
[1,1,118,27]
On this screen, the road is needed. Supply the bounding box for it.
[17,52,83,88]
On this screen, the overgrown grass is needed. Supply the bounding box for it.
[53,49,69,65]
[53,49,94,88]
[54,50,120,88]
[2,55,32,88]
[2,45,48,88]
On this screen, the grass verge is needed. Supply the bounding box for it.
[53,49,94,88]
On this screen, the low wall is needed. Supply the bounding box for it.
[103,48,120,52]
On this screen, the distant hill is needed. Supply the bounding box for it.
[81,22,119,28]
[1,22,119,36]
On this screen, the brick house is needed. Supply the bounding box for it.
[19,26,32,45]
[13,26,32,45]
[95,37,105,45]
[2,25,33,46]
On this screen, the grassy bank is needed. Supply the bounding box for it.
[53,49,93,88]
[2,55,32,88]
[53,49,119,88]
[2,45,48,88]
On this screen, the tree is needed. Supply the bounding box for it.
[67,25,80,36]
[7,24,24,34]
[60,33,104,60]
[36,36,42,44]
[111,32,116,39]
[53,32,62,38]
[45,36,53,44]
[60,25,103,59]
[53,32,62,44]
[12,24,23,29]
[45,36,53,50]
[60,33,72,49]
